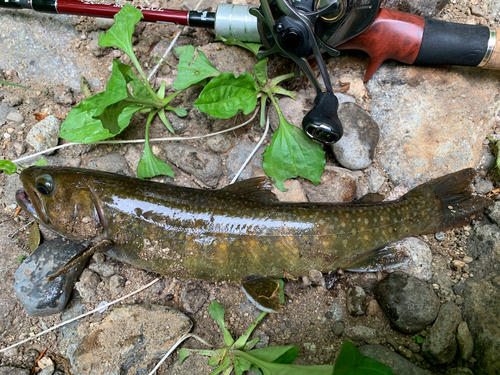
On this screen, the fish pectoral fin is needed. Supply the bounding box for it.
[218,177,278,204]
[344,244,410,272]
[241,276,282,313]
[46,239,113,281]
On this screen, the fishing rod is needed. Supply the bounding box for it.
[1,0,499,144]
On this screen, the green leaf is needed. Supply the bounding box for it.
[208,302,234,347]
[34,158,48,166]
[0,160,17,175]
[332,341,363,375]
[158,108,175,134]
[16,255,26,263]
[167,106,188,117]
[126,69,156,102]
[98,5,143,59]
[173,45,221,90]
[277,279,285,305]
[194,72,258,119]
[263,116,325,191]
[254,58,268,87]
[248,346,298,364]
[243,337,260,352]
[61,93,143,143]
[179,348,216,364]
[234,311,267,349]
[234,356,253,375]
[216,36,263,56]
[179,348,191,364]
[96,100,138,134]
[209,356,232,375]
[0,81,34,90]
[93,59,132,117]
[346,357,395,375]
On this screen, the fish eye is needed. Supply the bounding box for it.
[35,174,55,195]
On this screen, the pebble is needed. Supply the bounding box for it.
[389,237,433,281]
[374,272,440,333]
[14,237,87,317]
[53,86,75,105]
[358,345,431,375]
[165,144,223,187]
[366,299,381,316]
[422,302,462,364]
[272,180,307,202]
[368,167,385,193]
[253,329,270,349]
[206,134,232,153]
[435,232,446,242]
[75,269,101,302]
[6,112,24,123]
[180,281,209,314]
[456,321,474,361]
[332,102,380,170]
[486,201,500,226]
[94,17,115,29]
[26,115,61,153]
[451,260,465,270]
[88,262,118,277]
[308,269,325,287]
[332,321,345,336]
[303,166,359,203]
[6,94,23,106]
[303,342,317,353]
[87,153,131,176]
[445,368,474,375]
[474,177,494,195]
[344,325,381,344]
[346,286,367,316]
[109,275,126,296]
[0,367,30,375]
[225,142,265,182]
[0,103,16,125]
[328,302,343,321]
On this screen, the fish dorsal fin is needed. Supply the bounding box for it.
[356,193,385,204]
[241,276,281,313]
[344,245,410,272]
[217,177,278,204]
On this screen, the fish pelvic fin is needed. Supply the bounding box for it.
[404,168,493,232]
[218,177,278,204]
[241,276,282,313]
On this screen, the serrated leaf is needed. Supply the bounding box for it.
[208,302,234,347]
[216,36,263,56]
[194,72,258,119]
[29,221,40,252]
[98,5,143,59]
[0,160,17,175]
[173,45,221,90]
[263,116,325,191]
[254,58,268,87]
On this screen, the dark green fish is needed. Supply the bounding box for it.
[16,167,490,311]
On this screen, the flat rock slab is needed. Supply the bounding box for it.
[367,65,500,187]
[359,345,431,375]
[70,304,192,375]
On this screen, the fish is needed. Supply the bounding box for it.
[15,166,491,311]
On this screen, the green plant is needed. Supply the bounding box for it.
[180,301,395,375]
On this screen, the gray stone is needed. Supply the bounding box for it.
[165,144,223,187]
[368,167,386,193]
[344,325,381,344]
[6,112,24,123]
[38,366,55,375]
[2,172,24,207]
[462,224,500,374]
[26,115,61,153]
[88,262,118,277]
[0,103,16,125]
[389,238,433,281]
[94,17,115,29]
[53,86,75,105]
[367,65,500,188]
[70,304,192,375]
[303,166,360,203]
[180,281,209,314]
[253,329,270,349]
[308,269,325,286]
[456,321,474,361]
[332,321,345,336]
[14,237,87,317]
[358,345,431,375]
[435,232,446,242]
[382,0,450,17]
[374,272,440,333]
[332,103,380,170]
[225,142,265,182]
[87,153,131,176]
[486,201,500,226]
[329,302,343,321]
[206,134,232,153]
[109,275,126,296]
[474,177,494,195]
[0,367,30,375]
[6,94,23,106]
[445,368,474,375]
[346,286,367,316]
[75,269,100,303]
[422,302,462,364]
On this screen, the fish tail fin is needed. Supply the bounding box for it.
[404,168,492,232]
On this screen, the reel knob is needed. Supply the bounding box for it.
[302,91,343,144]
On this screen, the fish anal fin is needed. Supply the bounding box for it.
[218,178,278,204]
[345,245,409,272]
[241,276,281,313]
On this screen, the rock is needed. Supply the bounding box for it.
[474,177,494,195]
[338,73,368,99]
[367,65,500,187]
[445,368,474,375]
[200,43,258,78]
[421,302,462,364]
[332,321,345,336]
[382,0,450,17]
[225,142,265,182]
[180,281,209,314]
[346,286,367,316]
[0,367,30,375]
[368,167,386,193]
[87,153,131,176]
[14,237,87,317]
[70,304,192,374]
[2,173,24,207]
[303,342,317,353]
[6,112,24,123]
[272,180,307,202]
[94,17,115,29]
[328,302,343,321]
[53,86,75,105]
[88,262,118,277]
[252,329,270,349]
[308,269,325,287]
[456,321,473,361]
[38,367,55,375]
[358,345,431,375]
[374,272,440,333]
[366,299,381,316]
[75,269,100,302]
[206,134,232,153]
[486,201,500,226]
[388,238,433,281]
[462,224,500,374]
[435,232,446,242]
[0,103,16,125]
[26,115,61,153]
[165,144,223,187]
[89,38,107,57]
[109,275,126,296]
[332,103,380,170]
[303,166,359,203]
[6,94,22,106]
[344,325,381,344]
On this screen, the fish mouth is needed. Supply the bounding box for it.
[15,189,47,223]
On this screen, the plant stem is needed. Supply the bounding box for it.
[122,97,163,108]
[270,72,295,87]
